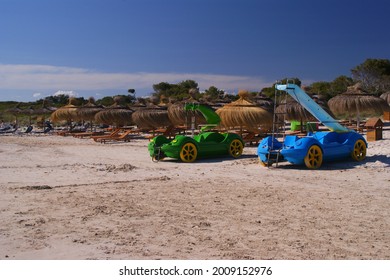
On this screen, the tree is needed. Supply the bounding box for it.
[308,81,331,95]
[204,86,224,101]
[330,75,353,96]
[96,96,114,107]
[260,77,302,99]
[351,58,390,93]
[308,76,353,100]
[152,80,199,101]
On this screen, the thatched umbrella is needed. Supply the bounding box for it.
[6,103,23,127]
[275,96,333,132]
[32,102,56,128]
[167,88,208,128]
[21,106,35,125]
[380,91,390,105]
[328,83,390,127]
[94,97,133,127]
[167,102,208,128]
[50,98,79,128]
[252,93,274,112]
[132,103,172,131]
[75,97,103,131]
[216,90,273,134]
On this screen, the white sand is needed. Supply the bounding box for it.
[0,128,389,260]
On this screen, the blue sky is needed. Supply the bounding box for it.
[1,0,389,101]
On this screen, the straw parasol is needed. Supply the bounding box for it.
[275,96,333,131]
[215,90,273,134]
[167,88,210,128]
[75,97,103,130]
[94,96,133,127]
[21,106,35,125]
[328,83,390,126]
[50,97,79,125]
[6,103,23,126]
[380,91,390,105]
[132,103,172,130]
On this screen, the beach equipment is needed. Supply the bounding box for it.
[328,83,390,127]
[215,90,273,135]
[5,104,23,126]
[380,91,390,120]
[167,88,209,130]
[132,104,172,131]
[95,129,134,143]
[148,103,244,162]
[257,83,367,169]
[94,97,133,127]
[275,97,332,132]
[75,97,103,130]
[51,98,79,124]
[380,91,390,104]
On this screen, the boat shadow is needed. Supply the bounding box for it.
[273,154,389,171]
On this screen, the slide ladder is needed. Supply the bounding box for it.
[266,86,289,167]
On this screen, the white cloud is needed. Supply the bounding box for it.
[0,63,272,96]
[32,92,41,98]
[53,90,78,97]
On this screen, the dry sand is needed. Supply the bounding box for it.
[0,128,389,260]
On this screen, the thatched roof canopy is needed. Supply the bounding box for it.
[75,97,103,122]
[50,98,79,123]
[328,83,390,118]
[132,104,172,129]
[167,102,208,127]
[276,96,333,122]
[166,88,208,127]
[6,103,23,116]
[94,96,133,127]
[215,90,273,132]
[380,91,390,105]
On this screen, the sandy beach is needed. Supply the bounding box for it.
[0,127,389,260]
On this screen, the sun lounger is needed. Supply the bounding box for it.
[72,131,105,139]
[91,128,122,142]
[97,130,133,143]
[145,125,178,140]
[240,130,269,146]
[56,129,86,136]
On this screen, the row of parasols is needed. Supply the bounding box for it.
[49,92,275,132]
[6,84,390,132]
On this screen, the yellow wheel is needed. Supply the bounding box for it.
[229,139,244,158]
[304,145,323,169]
[179,142,197,162]
[351,139,366,161]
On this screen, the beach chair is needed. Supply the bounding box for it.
[241,131,262,146]
[91,128,121,142]
[145,125,177,140]
[73,131,104,139]
[97,129,133,143]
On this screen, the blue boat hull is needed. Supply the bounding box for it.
[257,131,367,168]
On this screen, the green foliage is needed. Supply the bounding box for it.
[305,76,353,100]
[37,95,69,107]
[204,86,224,100]
[330,75,353,96]
[351,58,390,93]
[152,80,199,101]
[260,87,274,98]
[261,77,302,99]
[96,96,114,107]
